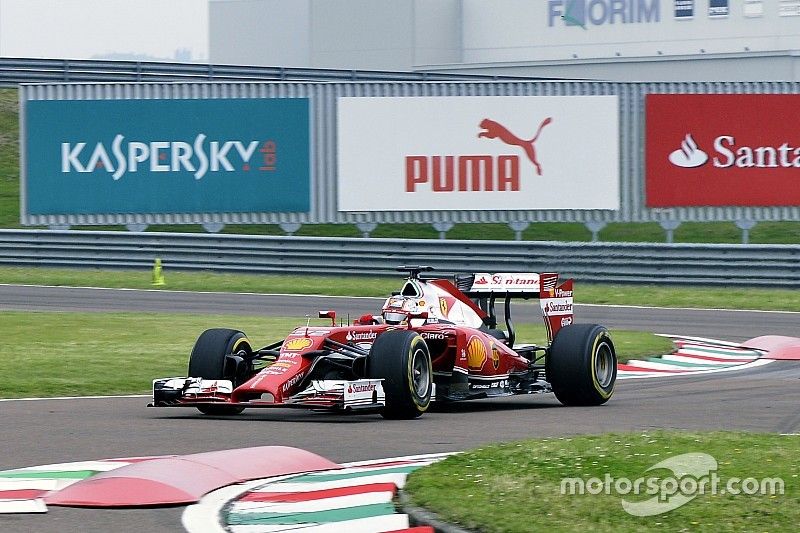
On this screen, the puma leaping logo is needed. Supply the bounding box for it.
[478,117,553,176]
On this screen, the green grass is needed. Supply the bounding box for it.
[0,266,400,296]
[0,89,20,228]
[0,311,298,398]
[0,310,667,398]
[4,266,800,311]
[405,431,800,533]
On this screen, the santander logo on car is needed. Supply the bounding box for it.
[668,133,800,169]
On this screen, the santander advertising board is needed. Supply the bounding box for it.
[646,94,800,207]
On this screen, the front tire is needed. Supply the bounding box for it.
[547,324,616,406]
[367,331,432,419]
[188,328,252,415]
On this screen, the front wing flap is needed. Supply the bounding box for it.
[287,379,385,410]
[152,377,234,405]
[150,377,385,411]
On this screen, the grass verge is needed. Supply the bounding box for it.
[3,266,800,311]
[0,310,667,398]
[404,431,800,533]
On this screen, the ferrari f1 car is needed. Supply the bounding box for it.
[150,266,617,419]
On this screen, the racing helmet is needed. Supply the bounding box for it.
[381,295,430,324]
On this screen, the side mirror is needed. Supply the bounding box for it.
[355,314,376,325]
[318,310,336,326]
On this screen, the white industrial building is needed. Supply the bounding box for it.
[209,0,800,81]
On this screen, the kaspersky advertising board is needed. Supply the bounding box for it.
[337,96,619,211]
[24,98,310,216]
[647,94,800,207]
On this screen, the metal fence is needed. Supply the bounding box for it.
[0,57,542,87]
[3,230,799,287]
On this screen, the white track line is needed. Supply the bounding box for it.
[660,354,748,366]
[655,334,752,347]
[580,303,800,315]
[227,515,410,533]
[0,394,148,402]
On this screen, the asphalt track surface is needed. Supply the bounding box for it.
[2,285,800,533]
[3,283,800,342]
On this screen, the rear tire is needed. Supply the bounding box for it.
[547,324,616,406]
[367,331,432,419]
[188,328,252,415]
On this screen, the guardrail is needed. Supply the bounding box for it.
[0,57,542,86]
[2,230,799,287]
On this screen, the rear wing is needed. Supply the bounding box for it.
[454,272,573,344]
[455,272,559,297]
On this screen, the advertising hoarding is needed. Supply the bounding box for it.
[24,98,310,216]
[646,94,800,207]
[337,96,619,212]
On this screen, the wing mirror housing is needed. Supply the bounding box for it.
[318,310,336,326]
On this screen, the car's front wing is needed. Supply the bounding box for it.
[149,377,385,411]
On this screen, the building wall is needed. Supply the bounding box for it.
[309,0,413,70]
[0,1,5,57]
[209,0,461,70]
[427,0,800,80]
[209,0,311,67]
[209,0,800,81]
[457,0,799,64]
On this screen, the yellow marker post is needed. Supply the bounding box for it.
[152,258,165,286]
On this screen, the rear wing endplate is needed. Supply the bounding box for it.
[454,272,573,345]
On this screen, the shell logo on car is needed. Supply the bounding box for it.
[283,338,313,351]
[466,336,487,370]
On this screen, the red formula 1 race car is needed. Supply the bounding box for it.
[150,266,617,419]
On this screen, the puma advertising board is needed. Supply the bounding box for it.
[336,96,619,211]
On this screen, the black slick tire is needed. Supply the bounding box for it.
[367,330,432,419]
[188,328,252,415]
[547,324,616,406]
